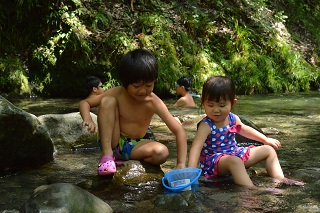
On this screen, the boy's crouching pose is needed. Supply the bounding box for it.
[80,49,187,175]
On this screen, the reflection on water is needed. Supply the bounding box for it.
[8,98,81,116]
[2,92,320,212]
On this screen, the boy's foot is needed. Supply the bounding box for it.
[98,155,116,175]
[115,159,125,166]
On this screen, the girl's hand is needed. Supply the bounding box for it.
[265,138,281,150]
[82,120,98,133]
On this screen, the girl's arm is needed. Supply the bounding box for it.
[235,115,281,150]
[188,122,210,168]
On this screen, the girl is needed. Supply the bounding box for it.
[188,76,304,188]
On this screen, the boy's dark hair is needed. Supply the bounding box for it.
[201,76,235,105]
[119,49,158,88]
[85,76,101,96]
[177,76,192,92]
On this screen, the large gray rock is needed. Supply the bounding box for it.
[0,96,53,172]
[38,112,98,152]
[24,183,113,213]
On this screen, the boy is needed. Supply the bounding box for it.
[80,49,187,175]
[173,76,196,107]
[84,76,104,98]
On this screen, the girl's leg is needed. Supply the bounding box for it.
[245,145,304,186]
[244,145,284,178]
[130,140,169,165]
[218,155,255,187]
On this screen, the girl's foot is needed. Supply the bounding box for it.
[264,187,285,194]
[273,178,305,186]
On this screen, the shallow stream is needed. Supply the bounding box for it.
[1,92,320,212]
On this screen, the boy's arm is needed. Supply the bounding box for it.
[79,87,116,133]
[79,99,98,133]
[173,123,188,168]
[79,92,108,133]
[235,115,281,150]
[154,99,187,168]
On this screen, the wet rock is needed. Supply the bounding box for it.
[292,168,320,182]
[154,190,206,212]
[237,115,264,145]
[23,183,113,213]
[294,203,320,213]
[262,127,283,135]
[1,210,20,213]
[154,192,191,210]
[78,160,164,190]
[143,127,155,140]
[38,112,98,152]
[0,96,53,173]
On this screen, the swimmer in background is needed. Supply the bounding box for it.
[85,76,105,98]
[173,76,197,107]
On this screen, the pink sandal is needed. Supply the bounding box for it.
[98,155,116,175]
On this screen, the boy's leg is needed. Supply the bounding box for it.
[129,140,169,165]
[98,96,120,155]
[97,96,120,175]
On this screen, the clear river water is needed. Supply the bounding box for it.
[1,92,319,212]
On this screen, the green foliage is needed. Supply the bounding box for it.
[0,0,319,97]
[0,56,31,96]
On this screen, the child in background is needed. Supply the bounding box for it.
[173,76,196,107]
[80,49,187,175]
[187,76,304,188]
[85,76,104,98]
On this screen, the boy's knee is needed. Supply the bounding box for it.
[154,145,169,163]
[100,96,117,107]
[157,145,169,157]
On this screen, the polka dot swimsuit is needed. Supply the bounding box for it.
[199,112,253,178]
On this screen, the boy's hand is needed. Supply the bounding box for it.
[82,120,98,133]
[175,162,186,169]
[265,138,281,150]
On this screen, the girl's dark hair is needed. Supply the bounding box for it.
[201,76,235,105]
[119,49,158,88]
[85,76,101,96]
[177,76,192,91]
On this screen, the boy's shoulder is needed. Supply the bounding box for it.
[149,92,164,103]
[105,86,122,94]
